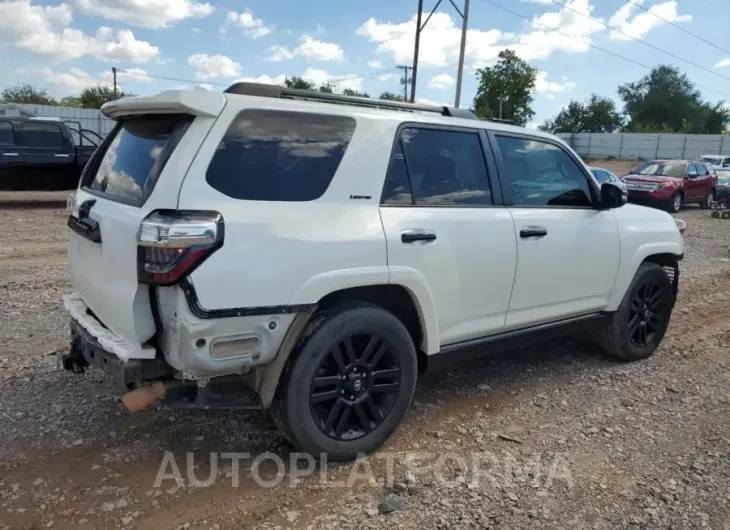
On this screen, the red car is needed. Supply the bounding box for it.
[622,159,717,213]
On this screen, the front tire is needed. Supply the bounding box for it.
[598,262,674,362]
[270,302,418,461]
[665,193,682,213]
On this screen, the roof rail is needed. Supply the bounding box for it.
[223,82,478,120]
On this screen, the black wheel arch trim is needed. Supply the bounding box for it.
[179,278,316,319]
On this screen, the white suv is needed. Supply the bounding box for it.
[62,83,684,460]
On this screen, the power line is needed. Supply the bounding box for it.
[479,0,730,99]
[624,0,730,57]
[547,0,730,84]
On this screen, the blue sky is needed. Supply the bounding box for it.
[2,0,730,127]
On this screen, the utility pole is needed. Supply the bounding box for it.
[397,65,413,101]
[112,67,118,97]
[410,0,424,103]
[454,0,470,108]
[411,0,470,106]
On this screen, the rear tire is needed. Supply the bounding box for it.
[270,302,418,461]
[722,211,730,220]
[700,189,714,209]
[712,211,721,218]
[598,262,674,362]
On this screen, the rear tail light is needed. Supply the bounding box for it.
[137,210,224,285]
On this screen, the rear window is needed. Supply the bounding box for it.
[206,109,356,202]
[20,122,65,148]
[83,115,190,206]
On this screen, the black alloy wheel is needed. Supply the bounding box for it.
[309,334,401,441]
[627,278,666,348]
[270,302,418,461]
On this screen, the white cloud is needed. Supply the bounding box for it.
[41,67,103,92]
[188,53,241,79]
[234,74,287,85]
[0,1,159,62]
[509,0,606,61]
[268,34,344,62]
[39,66,154,94]
[300,68,363,92]
[534,71,576,95]
[74,0,214,29]
[357,12,506,68]
[368,59,382,68]
[715,58,730,68]
[416,97,450,107]
[222,10,272,38]
[428,73,455,89]
[357,1,604,68]
[608,0,690,40]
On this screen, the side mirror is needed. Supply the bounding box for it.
[600,183,626,209]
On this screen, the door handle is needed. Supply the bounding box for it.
[401,229,437,244]
[1,153,18,157]
[54,154,71,158]
[519,226,548,238]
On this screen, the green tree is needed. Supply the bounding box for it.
[540,94,623,133]
[472,49,537,126]
[618,65,729,133]
[1,83,58,105]
[78,85,126,109]
[60,96,83,108]
[378,91,405,101]
[318,83,334,93]
[343,88,370,98]
[284,76,315,90]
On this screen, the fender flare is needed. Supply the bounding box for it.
[287,265,439,354]
[253,266,440,408]
[605,242,683,311]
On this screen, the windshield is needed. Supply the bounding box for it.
[590,169,609,183]
[700,156,721,164]
[634,162,686,178]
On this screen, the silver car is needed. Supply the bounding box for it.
[588,166,628,196]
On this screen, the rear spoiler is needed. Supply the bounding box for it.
[101,90,226,120]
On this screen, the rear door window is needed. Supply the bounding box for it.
[381,126,492,206]
[0,121,14,145]
[19,122,65,148]
[82,114,191,206]
[206,109,356,202]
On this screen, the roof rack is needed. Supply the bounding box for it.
[223,82,478,120]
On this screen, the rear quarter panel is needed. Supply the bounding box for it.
[178,98,396,310]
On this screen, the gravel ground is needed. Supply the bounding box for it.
[0,197,729,530]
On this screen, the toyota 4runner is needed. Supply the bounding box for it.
[61,83,685,461]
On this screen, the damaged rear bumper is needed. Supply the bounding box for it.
[61,318,174,391]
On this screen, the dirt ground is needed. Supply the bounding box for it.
[584,159,641,177]
[1,188,729,530]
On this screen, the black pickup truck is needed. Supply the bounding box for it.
[0,117,101,191]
